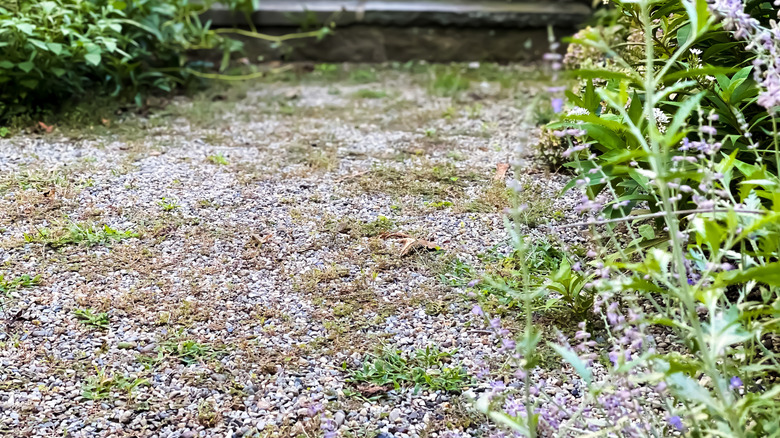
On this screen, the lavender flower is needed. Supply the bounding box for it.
[667,415,685,431]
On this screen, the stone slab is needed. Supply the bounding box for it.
[207,0,591,28]
[227,25,553,63]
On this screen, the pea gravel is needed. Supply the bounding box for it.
[0,65,592,437]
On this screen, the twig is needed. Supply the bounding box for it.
[214,28,325,43]
[555,208,767,229]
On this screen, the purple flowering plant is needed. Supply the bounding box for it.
[475,0,780,436]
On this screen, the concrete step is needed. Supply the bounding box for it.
[205,1,591,62]
[208,0,591,28]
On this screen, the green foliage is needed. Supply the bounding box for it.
[207,153,229,165]
[82,368,147,400]
[348,68,377,84]
[480,1,780,436]
[429,66,471,97]
[157,197,180,211]
[74,308,110,330]
[354,89,387,99]
[360,216,395,237]
[0,0,237,122]
[474,238,593,318]
[140,334,227,367]
[24,222,138,247]
[0,273,40,295]
[554,0,777,217]
[350,346,471,393]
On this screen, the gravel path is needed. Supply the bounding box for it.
[0,64,586,437]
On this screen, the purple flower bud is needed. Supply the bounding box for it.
[730,376,743,389]
[467,279,480,287]
[551,98,564,114]
[667,415,685,431]
[471,305,484,316]
[700,125,717,136]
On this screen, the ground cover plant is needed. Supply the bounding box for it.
[474,0,780,436]
[0,0,330,125]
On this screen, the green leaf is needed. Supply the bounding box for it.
[717,263,780,287]
[638,224,656,240]
[84,52,102,66]
[0,60,13,69]
[662,66,740,84]
[667,372,720,411]
[702,42,742,59]
[17,61,34,73]
[20,79,38,89]
[15,23,34,35]
[663,91,705,142]
[550,344,592,384]
[566,69,639,84]
[28,39,48,51]
[47,42,63,55]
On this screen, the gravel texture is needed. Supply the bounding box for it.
[0,64,589,437]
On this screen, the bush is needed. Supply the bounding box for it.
[475,0,780,436]
[0,0,242,121]
[548,0,778,218]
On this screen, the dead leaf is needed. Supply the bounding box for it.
[398,238,441,256]
[250,233,272,246]
[380,232,440,256]
[285,89,300,100]
[148,150,162,157]
[356,383,391,396]
[379,231,411,239]
[494,163,510,181]
[335,170,370,182]
[38,122,54,133]
[101,118,111,127]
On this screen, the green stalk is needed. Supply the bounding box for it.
[639,2,744,435]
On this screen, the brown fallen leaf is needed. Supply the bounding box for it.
[250,233,272,246]
[356,383,392,396]
[38,121,54,133]
[101,118,111,127]
[378,231,411,239]
[285,89,300,100]
[335,170,370,182]
[398,238,441,256]
[494,162,510,181]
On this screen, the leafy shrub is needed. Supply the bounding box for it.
[549,0,778,218]
[0,0,240,121]
[474,0,780,436]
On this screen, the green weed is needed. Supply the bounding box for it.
[157,197,180,211]
[360,216,395,237]
[349,68,378,84]
[350,346,470,393]
[74,308,110,330]
[146,336,227,366]
[0,274,41,295]
[207,153,229,165]
[82,368,148,400]
[24,222,138,248]
[429,68,471,97]
[354,89,387,99]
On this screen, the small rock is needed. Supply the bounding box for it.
[389,408,402,423]
[334,411,345,427]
